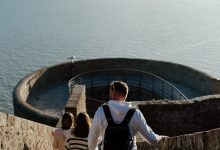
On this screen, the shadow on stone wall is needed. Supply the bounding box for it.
[137,97,220,136]
[13,63,73,126]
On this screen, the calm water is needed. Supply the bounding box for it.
[1,0,220,114]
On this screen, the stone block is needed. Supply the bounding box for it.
[0,113,55,150]
[17,142,24,150]
[27,120,35,133]
[21,118,28,130]
[0,112,7,127]
[206,129,220,150]
[32,121,39,132]
[14,115,21,128]
[167,136,177,150]
[7,114,16,126]
[37,123,43,136]
[37,124,48,136]
[194,132,205,150]
[46,126,54,136]
[1,137,7,149]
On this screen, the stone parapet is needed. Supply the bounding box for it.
[134,96,220,149]
[13,68,59,126]
[136,96,220,136]
[1,110,219,150]
[0,112,55,150]
[65,85,86,118]
[137,127,220,150]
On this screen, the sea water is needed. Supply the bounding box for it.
[0,0,220,114]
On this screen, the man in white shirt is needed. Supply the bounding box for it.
[88,81,166,150]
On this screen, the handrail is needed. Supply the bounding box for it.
[68,69,188,101]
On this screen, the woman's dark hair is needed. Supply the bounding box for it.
[61,112,74,130]
[72,112,91,138]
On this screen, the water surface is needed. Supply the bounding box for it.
[1,0,220,114]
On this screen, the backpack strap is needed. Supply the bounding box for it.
[102,104,114,125]
[121,108,136,126]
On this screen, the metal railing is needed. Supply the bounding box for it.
[68,69,188,100]
[68,69,188,116]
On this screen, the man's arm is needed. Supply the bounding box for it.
[136,110,162,145]
[52,130,58,149]
[88,108,102,150]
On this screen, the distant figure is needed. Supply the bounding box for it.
[65,112,91,150]
[88,81,168,150]
[68,56,76,63]
[52,112,74,150]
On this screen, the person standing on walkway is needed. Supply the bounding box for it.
[88,81,167,150]
[52,112,74,150]
[65,112,91,150]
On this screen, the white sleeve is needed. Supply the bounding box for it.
[88,108,102,150]
[136,110,161,145]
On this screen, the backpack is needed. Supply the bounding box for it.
[101,104,136,150]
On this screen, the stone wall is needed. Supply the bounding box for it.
[134,96,220,150]
[136,96,220,136]
[3,92,220,149]
[66,85,220,149]
[0,112,55,150]
[65,85,86,119]
[13,67,60,126]
[13,58,220,125]
[137,127,220,150]
[10,57,220,149]
[1,111,220,150]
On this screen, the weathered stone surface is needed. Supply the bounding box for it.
[7,114,16,126]
[0,112,55,150]
[132,96,220,150]
[0,112,7,127]
[1,105,220,150]
[137,127,220,150]
[137,97,220,136]
[65,85,86,118]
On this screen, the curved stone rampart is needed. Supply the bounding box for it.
[136,96,220,136]
[13,67,60,126]
[13,58,220,126]
[71,58,220,94]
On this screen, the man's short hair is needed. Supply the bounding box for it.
[110,81,129,96]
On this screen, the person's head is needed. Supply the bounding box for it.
[72,112,91,138]
[61,112,74,130]
[109,81,129,101]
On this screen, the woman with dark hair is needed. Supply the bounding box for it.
[65,112,91,150]
[52,112,74,150]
